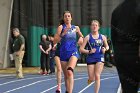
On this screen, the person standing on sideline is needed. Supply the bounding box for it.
[12,28,25,79]
[104,36,113,67]
[9,32,14,67]
[54,11,83,93]
[39,34,52,75]
[80,20,109,93]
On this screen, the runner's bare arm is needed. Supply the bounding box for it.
[53,25,63,45]
[76,26,84,37]
[76,26,84,46]
[102,35,109,51]
[79,35,90,54]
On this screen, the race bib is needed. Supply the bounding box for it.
[101,57,104,62]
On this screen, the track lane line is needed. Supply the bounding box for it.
[78,76,118,93]
[40,74,117,93]
[40,76,88,93]
[0,75,55,86]
[3,77,57,93]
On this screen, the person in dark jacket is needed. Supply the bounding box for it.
[111,0,140,93]
[39,34,52,75]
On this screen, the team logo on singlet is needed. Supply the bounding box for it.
[67,28,76,34]
[95,39,103,46]
[72,52,78,56]
[71,28,76,32]
[67,28,76,39]
[90,39,103,47]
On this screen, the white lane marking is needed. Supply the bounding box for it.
[0,75,55,86]
[101,73,117,75]
[0,72,117,86]
[40,76,88,93]
[0,74,87,86]
[40,74,117,93]
[117,84,122,93]
[0,74,87,92]
[75,74,117,76]
[0,72,111,78]
[78,76,118,93]
[0,75,14,80]
[0,74,38,78]
[0,74,45,81]
[0,74,49,78]
[3,78,57,93]
[75,72,116,75]
[0,74,14,77]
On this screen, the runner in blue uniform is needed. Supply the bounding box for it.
[80,20,109,93]
[54,11,83,93]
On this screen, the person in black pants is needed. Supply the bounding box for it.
[39,34,52,75]
[48,35,55,74]
[104,36,113,67]
[111,0,140,93]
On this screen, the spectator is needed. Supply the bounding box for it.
[39,34,52,75]
[12,28,25,79]
[104,36,113,67]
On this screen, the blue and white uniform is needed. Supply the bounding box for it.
[59,24,79,62]
[86,34,104,65]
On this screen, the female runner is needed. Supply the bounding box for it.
[80,20,109,93]
[54,11,83,93]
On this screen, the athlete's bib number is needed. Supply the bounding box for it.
[101,57,104,62]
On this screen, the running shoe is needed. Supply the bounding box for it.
[65,91,68,93]
[87,79,92,85]
[40,72,46,75]
[56,87,61,93]
[56,89,61,93]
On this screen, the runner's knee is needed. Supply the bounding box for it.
[95,74,100,80]
[57,67,61,72]
[67,67,74,77]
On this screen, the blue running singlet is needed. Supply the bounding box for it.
[59,24,79,62]
[86,33,104,64]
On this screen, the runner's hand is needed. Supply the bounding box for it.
[102,47,106,54]
[52,46,56,51]
[46,50,49,54]
[61,28,70,36]
[89,48,96,54]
